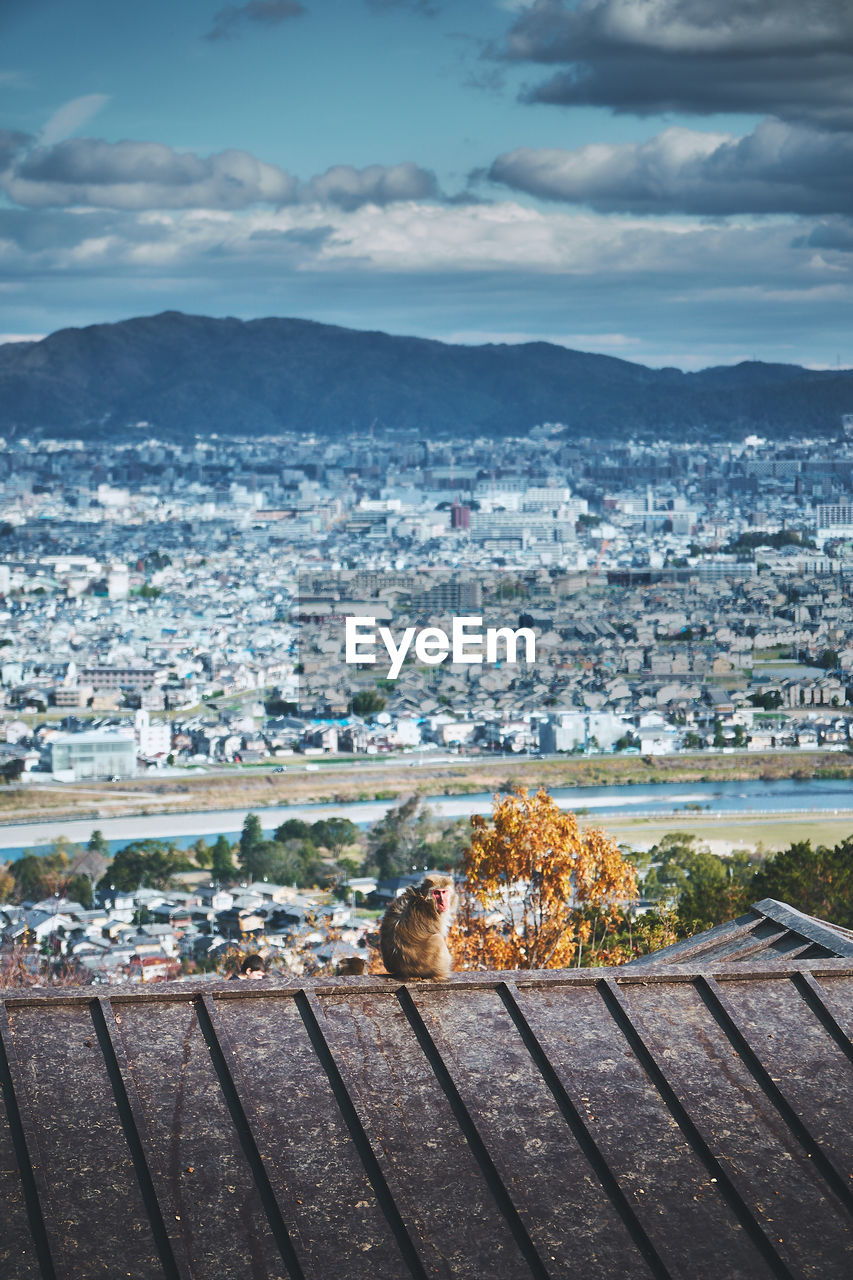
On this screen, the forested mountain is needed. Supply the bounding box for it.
[0,310,850,439]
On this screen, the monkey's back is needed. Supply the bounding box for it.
[379,887,452,980]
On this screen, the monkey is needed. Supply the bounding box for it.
[336,956,367,976]
[379,873,457,981]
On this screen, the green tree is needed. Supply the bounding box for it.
[67,873,94,908]
[350,688,386,717]
[190,837,212,867]
[274,818,311,843]
[750,839,853,928]
[676,850,753,931]
[366,795,431,880]
[421,817,470,872]
[310,817,360,857]
[238,813,266,881]
[96,840,191,893]
[640,832,699,902]
[211,834,236,881]
[10,838,93,903]
[10,854,53,901]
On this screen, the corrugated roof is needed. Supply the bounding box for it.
[626,898,853,970]
[1,960,853,1278]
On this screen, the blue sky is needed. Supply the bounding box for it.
[2,0,853,369]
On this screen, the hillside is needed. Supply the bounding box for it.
[0,311,850,439]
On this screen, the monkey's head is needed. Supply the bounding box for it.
[422,873,454,915]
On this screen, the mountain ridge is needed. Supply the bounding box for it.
[0,310,850,439]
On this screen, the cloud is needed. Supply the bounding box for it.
[3,138,301,210]
[0,194,821,280]
[487,120,853,216]
[501,0,853,126]
[300,162,439,210]
[799,221,853,254]
[4,197,853,369]
[0,130,31,168]
[40,94,110,146]
[0,137,443,214]
[206,0,304,40]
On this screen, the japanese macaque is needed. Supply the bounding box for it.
[380,873,457,980]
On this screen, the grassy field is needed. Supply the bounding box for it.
[1,749,852,828]
[593,811,853,857]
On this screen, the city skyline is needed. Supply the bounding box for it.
[2,0,853,370]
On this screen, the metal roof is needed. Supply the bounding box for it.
[626,898,853,970]
[2,959,853,1278]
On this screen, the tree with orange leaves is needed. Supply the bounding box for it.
[452,788,637,971]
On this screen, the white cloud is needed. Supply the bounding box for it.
[487,120,853,216]
[40,95,110,147]
[1,138,443,214]
[5,139,300,210]
[301,162,439,210]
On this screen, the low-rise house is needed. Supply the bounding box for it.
[128,952,181,982]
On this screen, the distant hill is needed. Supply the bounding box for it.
[0,311,850,439]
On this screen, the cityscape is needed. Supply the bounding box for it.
[4,3,853,1272]
[1,423,853,982]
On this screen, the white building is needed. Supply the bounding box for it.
[816,504,853,546]
[539,711,631,753]
[134,709,171,758]
[107,563,130,600]
[50,730,137,780]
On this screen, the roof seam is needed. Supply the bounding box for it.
[500,980,670,1280]
[295,989,429,1280]
[397,985,550,1280]
[696,976,853,1221]
[92,996,186,1280]
[599,978,797,1280]
[0,1001,58,1280]
[196,994,308,1280]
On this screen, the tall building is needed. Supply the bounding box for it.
[451,502,470,530]
[816,504,853,544]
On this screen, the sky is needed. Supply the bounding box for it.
[1,0,853,370]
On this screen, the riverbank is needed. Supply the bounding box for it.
[1,749,852,828]
[601,810,853,857]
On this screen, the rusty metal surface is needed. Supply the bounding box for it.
[1,961,853,1279]
[626,898,853,969]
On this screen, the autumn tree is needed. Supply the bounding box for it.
[452,788,638,971]
[0,861,15,902]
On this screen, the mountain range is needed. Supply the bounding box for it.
[0,311,851,440]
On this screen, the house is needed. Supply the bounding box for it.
[127,952,181,982]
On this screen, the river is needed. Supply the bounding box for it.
[1,776,852,859]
